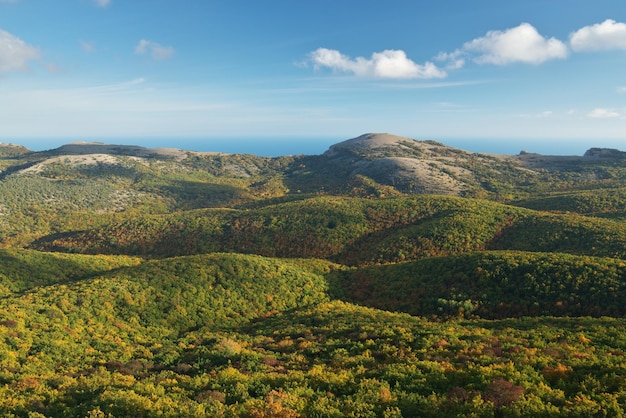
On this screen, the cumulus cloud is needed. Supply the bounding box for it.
[135,39,175,60]
[462,23,568,65]
[434,51,466,70]
[0,29,40,72]
[309,48,446,79]
[570,19,626,51]
[587,108,621,118]
[94,0,110,7]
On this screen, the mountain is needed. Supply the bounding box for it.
[1,134,626,416]
[0,133,625,249]
[320,133,514,195]
[2,133,625,203]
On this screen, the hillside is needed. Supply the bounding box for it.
[334,251,626,318]
[1,133,625,249]
[2,251,626,416]
[30,195,626,264]
[2,134,626,416]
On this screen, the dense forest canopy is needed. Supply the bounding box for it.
[1,134,626,416]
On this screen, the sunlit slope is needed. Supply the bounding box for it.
[0,249,141,294]
[513,186,626,219]
[0,253,330,415]
[2,135,626,251]
[0,251,336,346]
[333,251,626,318]
[33,195,626,263]
[2,250,626,414]
[3,295,626,415]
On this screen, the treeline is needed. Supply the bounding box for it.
[2,143,626,252]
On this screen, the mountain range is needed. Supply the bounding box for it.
[1,133,626,416]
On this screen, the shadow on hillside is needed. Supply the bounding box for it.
[29,231,94,254]
[160,179,255,209]
[282,155,351,195]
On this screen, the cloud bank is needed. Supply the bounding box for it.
[570,19,626,51]
[135,39,175,60]
[0,29,40,72]
[309,48,446,79]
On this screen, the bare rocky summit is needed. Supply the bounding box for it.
[321,133,529,195]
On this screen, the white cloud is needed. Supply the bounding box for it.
[135,39,175,60]
[570,19,626,51]
[587,108,621,118]
[94,0,110,7]
[618,86,626,94]
[434,51,466,69]
[462,23,568,65]
[0,29,40,72]
[309,48,446,79]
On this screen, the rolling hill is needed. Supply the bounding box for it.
[1,133,626,416]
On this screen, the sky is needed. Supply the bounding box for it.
[1,0,626,154]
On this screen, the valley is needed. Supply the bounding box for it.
[1,133,626,416]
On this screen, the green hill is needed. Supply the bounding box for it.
[0,249,140,294]
[3,273,626,416]
[513,186,626,219]
[334,251,626,318]
[1,135,626,416]
[31,195,626,265]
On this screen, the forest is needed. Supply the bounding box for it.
[1,134,626,416]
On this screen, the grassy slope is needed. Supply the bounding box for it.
[513,186,626,219]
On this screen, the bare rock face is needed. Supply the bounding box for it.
[322,133,502,195]
[325,133,422,156]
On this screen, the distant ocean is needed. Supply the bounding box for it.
[3,137,622,157]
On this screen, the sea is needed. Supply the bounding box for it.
[2,137,622,157]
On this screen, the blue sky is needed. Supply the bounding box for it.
[1,0,626,154]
